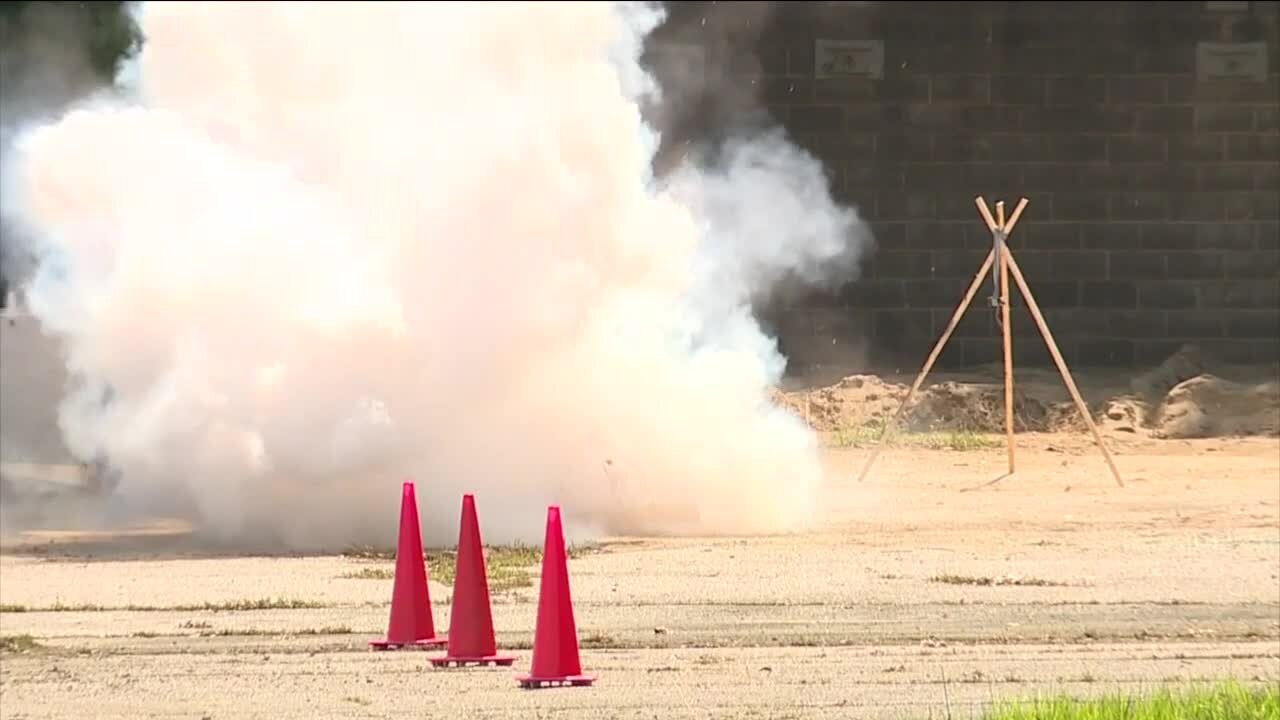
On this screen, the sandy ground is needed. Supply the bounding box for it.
[2,433,1278,719]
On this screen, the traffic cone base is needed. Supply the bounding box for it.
[516,673,596,689]
[430,653,517,668]
[370,637,447,651]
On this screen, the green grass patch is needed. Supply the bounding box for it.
[340,542,602,594]
[827,422,1000,451]
[342,542,601,563]
[983,680,1280,720]
[427,544,544,593]
[0,634,41,653]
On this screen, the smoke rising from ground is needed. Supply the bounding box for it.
[0,1,872,550]
[0,1,122,291]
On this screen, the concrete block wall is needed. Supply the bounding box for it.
[648,1,1280,370]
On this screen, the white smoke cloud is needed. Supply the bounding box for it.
[0,1,121,295]
[0,1,873,551]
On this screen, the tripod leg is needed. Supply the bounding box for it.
[1002,246,1124,488]
[1004,198,1029,235]
[856,249,995,483]
[975,197,998,231]
[1001,235,1015,475]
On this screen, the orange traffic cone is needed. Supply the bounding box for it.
[370,481,447,650]
[516,505,595,688]
[430,494,516,668]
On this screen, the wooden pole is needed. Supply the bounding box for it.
[1002,245,1125,488]
[1004,198,1029,234]
[975,197,998,232]
[856,249,995,483]
[1000,218,1015,475]
[979,195,1023,477]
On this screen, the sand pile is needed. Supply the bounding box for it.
[1147,375,1280,439]
[1125,344,1280,439]
[774,345,1280,439]
[771,375,1078,434]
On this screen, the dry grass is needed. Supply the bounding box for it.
[827,421,1001,451]
[0,598,328,613]
[196,626,354,637]
[129,626,355,639]
[338,567,395,580]
[580,632,618,648]
[0,634,41,653]
[930,574,1069,588]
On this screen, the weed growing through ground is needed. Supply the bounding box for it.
[338,567,395,580]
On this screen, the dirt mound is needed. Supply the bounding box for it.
[772,374,1074,435]
[1151,374,1280,439]
[1130,344,1208,399]
[1120,344,1280,438]
[774,345,1280,440]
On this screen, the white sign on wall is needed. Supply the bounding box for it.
[814,39,884,80]
[1196,41,1269,82]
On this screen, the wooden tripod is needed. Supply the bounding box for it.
[855,196,1124,488]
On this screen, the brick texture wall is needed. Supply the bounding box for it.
[649,1,1280,370]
